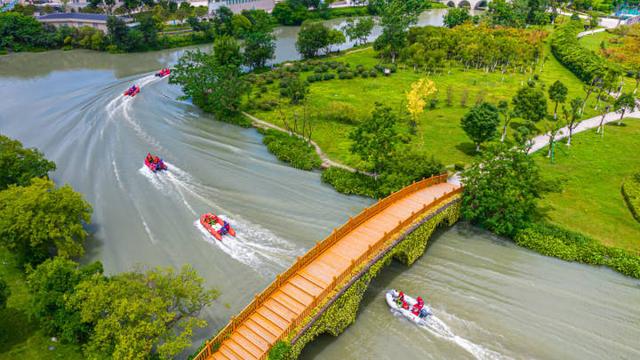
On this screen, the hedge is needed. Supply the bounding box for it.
[622,173,640,223]
[515,222,640,278]
[550,20,619,83]
[321,167,378,198]
[260,128,322,171]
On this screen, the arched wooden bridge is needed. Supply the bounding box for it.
[194,175,462,360]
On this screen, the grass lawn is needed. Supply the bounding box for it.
[0,248,83,360]
[578,30,617,52]
[248,37,605,168]
[534,119,640,253]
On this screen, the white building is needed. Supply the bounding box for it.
[209,0,276,13]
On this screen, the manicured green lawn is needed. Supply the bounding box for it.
[534,120,640,253]
[578,30,616,52]
[0,248,83,360]
[249,40,604,168]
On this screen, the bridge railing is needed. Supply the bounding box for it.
[194,174,455,360]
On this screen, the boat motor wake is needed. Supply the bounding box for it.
[387,290,510,360]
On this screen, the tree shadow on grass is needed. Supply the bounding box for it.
[455,142,477,157]
[0,306,38,352]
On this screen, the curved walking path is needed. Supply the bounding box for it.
[528,106,640,154]
[243,112,363,173]
[195,176,461,360]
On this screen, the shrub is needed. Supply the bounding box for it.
[324,102,359,124]
[361,72,369,79]
[622,173,640,223]
[323,73,335,80]
[369,70,378,77]
[321,167,378,198]
[260,129,321,170]
[515,222,640,278]
[269,340,292,360]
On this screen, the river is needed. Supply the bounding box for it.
[0,9,638,359]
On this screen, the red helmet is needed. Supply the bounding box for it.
[417,297,423,303]
[399,291,404,297]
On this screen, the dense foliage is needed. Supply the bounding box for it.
[462,144,543,237]
[68,265,218,359]
[295,20,345,58]
[512,81,548,122]
[443,8,472,28]
[260,128,321,170]
[515,222,640,278]
[622,173,640,223]
[0,134,56,190]
[551,20,621,84]
[403,24,547,73]
[170,46,249,125]
[372,0,426,62]
[485,0,550,28]
[0,277,8,310]
[26,258,103,343]
[0,178,92,267]
[0,11,213,54]
[460,102,500,151]
[349,103,400,175]
[268,340,292,360]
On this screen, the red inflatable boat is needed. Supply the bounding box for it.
[124,85,140,97]
[200,213,236,241]
[155,68,171,77]
[144,153,167,172]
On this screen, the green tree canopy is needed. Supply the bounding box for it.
[0,178,92,266]
[296,21,330,58]
[342,17,374,46]
[461,102,500,151]
[171,48,248,121]
[0,134,56,190]
[213,35,242,67]
[244,30,275,69]
[371,0,424,62]
[68,265,219,359]
[27,257,103,343]
[443,8,471,28]
[462,144,543,237]
[548,80,568,119]
[512,82,548,122]
[349,103,400,175]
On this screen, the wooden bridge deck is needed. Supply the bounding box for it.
[203,177,460,360]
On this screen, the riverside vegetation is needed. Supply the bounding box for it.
[0,135,218,360]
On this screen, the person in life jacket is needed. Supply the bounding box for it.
[412,296,424,316]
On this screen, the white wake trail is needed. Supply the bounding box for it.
[390,308,511,360]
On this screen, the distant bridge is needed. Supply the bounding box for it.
[440,0,490,9]
[193,175,462,360]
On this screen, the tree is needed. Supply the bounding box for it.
[107,16,129,50]
[342,17,374,46]
[272,1,308,26]
[443,8,471,28]
[213,6,234,36]
[497,100,513,142]
[462,144,543,237]
[244,31,275,69]
[0,134,56,190]
[544,113,563,158]
[213,35,242,67]
[614,92,637,125]
[27,257,103,344]
[564,97,583,146]
[137,13,160,48]
[68,265,219,359]
[349,103,400,175]
[280,75,309,104]
[512,82,548,122]
[325,28,346,54]
[296,21,329,58]
[461,102,500,152]
[371,0,424,63]
[0,277,9,310]
[548,80,568,120]
[0,178,92,266]
[231,14,252,38]
[406,78,437,131]
[170,49,248,121]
